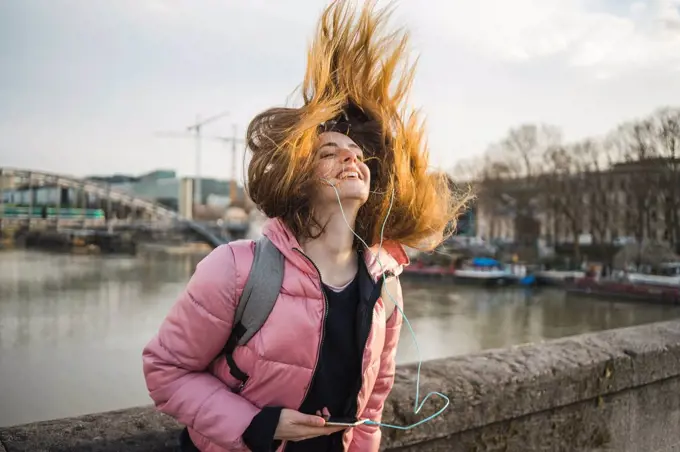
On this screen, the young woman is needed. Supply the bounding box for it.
[142,1,467,451]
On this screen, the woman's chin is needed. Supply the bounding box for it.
[317,191,369,210]
[339,187,370,204]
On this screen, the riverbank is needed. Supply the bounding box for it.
[2,319,679,451]
[1,228,213,258]
[3,227,138,255]
[136,241,212,257]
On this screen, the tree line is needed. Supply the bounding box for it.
[451,106,680,255]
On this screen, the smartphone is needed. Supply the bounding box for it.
[323,417,369,427]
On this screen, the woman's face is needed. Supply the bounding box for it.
[311,131,371,209]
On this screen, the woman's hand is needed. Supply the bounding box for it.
[274,408,345,442]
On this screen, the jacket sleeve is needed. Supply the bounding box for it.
[350,276,404,452]
[141,244,262,451]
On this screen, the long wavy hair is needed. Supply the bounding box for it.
[245,0,471,251]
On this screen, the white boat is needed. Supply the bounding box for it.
[535,270,585,286]
[453,257,515,286]
[626,262,680,287]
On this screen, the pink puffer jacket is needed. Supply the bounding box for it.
[142,217,408,451]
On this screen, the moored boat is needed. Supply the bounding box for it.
[565,276,680,305]
[452,257,517,286]
[535,270,585,286]
[401,263,454,281]
[626,262,680,287]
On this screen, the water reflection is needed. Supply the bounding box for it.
[1,249,679,427]
[395,280,674,364]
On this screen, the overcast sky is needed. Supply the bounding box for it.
[1,0,679,182]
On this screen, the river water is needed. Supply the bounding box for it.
[1,248,679,428]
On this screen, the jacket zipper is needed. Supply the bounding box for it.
[283,247,329,452]
[352,270,386,422]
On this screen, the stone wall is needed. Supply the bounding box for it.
[2,319,680,452]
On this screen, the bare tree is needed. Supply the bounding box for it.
[578,139,616,244]
[454,106,679,259]
[541,142,591,259]
[649,107,680,250]
[498,123,562,179]
[474,153,514,240]
[461,123,562,249]
[606,119,658,245]
[449,156,485,183]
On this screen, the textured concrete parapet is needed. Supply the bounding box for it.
[382,318,680,451]
[2,319,680,451]
[0,406,179,452]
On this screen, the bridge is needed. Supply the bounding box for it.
[0,167,228,248]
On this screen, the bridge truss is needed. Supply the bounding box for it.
[0,167,231,247]
[0,167,178,226]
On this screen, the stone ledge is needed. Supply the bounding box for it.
[382,318,680,448]
[2,319,679,451]
[0,406,179,452]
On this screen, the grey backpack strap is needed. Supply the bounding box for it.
[234,235,285,344]
[222,235,284,390]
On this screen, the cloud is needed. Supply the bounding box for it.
[0,0,679,179]
[408,0,680,76]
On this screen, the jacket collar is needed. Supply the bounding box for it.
[261,217,409,281]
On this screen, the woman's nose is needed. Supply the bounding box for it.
[338,148,357,163]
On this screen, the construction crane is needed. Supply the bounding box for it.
[155,119,245,207]
[208,124,246,207]
[185,112,231,206]
[155,111,230,206]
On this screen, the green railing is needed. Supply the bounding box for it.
[0,205,105,219]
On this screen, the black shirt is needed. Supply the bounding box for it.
[286,271,363,451]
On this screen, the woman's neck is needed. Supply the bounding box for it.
[300,209,360,286]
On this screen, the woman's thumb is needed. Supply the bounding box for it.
[294,412,325,427]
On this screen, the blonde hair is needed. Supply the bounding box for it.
[246,0,471,251]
